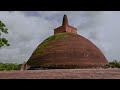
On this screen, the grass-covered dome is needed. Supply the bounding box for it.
[27,32,108,69]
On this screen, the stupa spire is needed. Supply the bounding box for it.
[62,14,68,26]
[54,14,77,34]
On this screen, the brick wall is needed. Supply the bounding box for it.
[54,25,77,34]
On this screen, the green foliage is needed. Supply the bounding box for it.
[109,60,120,68]
[0,20,10,47]
[0,63,21,71]
[34,33,70,55]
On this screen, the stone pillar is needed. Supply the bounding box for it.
[20,63,29,71]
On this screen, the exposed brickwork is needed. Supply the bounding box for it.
[54,15,77,34]
[27,14,109,69]
[54,25,77,34]
[27,33,108,68]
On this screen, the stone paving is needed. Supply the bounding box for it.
[0,68,120,79]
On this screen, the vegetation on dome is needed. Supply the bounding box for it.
[32,32,71,56]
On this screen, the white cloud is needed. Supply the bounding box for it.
[0,11,120,63]
[0,11,54,63]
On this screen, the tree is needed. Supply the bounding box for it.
[0,20,10,47]
[109,60,120,68]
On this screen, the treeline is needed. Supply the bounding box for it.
[109,60,120,68]
[0,60,120,71]
[0,63,21,71]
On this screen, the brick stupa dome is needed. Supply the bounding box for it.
[27,15,108,69]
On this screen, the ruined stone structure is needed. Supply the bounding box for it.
[27,15,108,69]
[20,63,30,71]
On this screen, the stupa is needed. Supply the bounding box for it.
[27,15,108,69]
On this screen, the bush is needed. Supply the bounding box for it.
[109,60,120,68]
[0,63,21,71]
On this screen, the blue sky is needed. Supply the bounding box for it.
[0,11,120,63]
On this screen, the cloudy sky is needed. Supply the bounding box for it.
[0,11,120,63]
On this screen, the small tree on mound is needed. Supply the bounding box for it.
[0,20,10,48]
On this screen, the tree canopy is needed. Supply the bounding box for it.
[0,20,10,47]
[109,60,120,68]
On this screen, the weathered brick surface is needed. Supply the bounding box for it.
[54,15,77,34]
[27,15,108,69]
[27,33,108,68]
[54,25,77,34]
